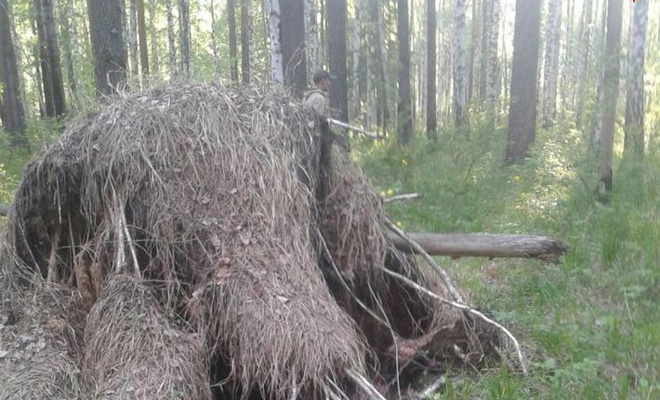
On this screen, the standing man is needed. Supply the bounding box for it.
[304,70,332,117]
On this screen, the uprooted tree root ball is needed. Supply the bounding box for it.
[0,83,513,399]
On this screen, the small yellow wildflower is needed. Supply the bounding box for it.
[396,221,403,228]
[386,189,394,196]
[402,159,408,166]
[380,191,386,197]
[513,175,521,182]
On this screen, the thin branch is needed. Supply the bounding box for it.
[346,369,387,400]
[417,375,446,399]
[381,267,528,375]
[47,222,62,283]
[384,217,463,302]
[120,201,141,279]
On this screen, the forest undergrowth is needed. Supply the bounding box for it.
[357,119,659,399]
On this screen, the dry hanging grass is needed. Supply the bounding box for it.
[0,82,519,399]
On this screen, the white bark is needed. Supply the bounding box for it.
[624,0,649,155]
[485,0,500,113]
[304,0,318,86]
[452,0,468,127]
[541,0,562,128]
[264,0,283,83]
[350,0,360,121]
[210,0,218,76]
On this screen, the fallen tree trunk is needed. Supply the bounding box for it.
[389,232,568,264]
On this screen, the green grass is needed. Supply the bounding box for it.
[355,121,659,399]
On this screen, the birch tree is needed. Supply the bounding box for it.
[452,0,468,128]
[241,0,250,83]
[426,0,437,140]
[228,0,239,82]
[541,0,562,128]
[264,0,283,83]
[210,0,219,76]
[485,0,500,114]
[574,0,593,126]
[304,0,318,85]
[624,0,649,157]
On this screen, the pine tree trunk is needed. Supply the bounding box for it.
[485,0,500,114]
[350,0,361,121]
[452,0,468,128]
[178,0,190,77]
[478,0,488,104]
[541,0,561,128]
[597,0,622,194]
[397,0,412,146]
[264,0,284,83]
[426,0,437,140]
[624,0,648,157]
[166,0,177,78]
[327,0,348,120]
[505,0,542,164]
[0,0,27,145]
[42,0,66,115]
[372,0,388,130]
[590,0,610,151]
[30,14,46,117]
[281,0,306,96]
[149,0,159,75]
[241,0,250,83]
[303,0,318,86]
[88,0,127,96]
[137,0,149,79]
[58,0,77,107]
[129,0,139,80]
[35,0,54,116]
[227,0,239,82]
[468,0,477,104]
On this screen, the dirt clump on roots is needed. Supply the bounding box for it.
[0,83,502,399]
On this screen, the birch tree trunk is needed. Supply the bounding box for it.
[541,0,562,128]
[304,0,318,86]
[210,0,219,76]
[426,0,437,140]
[485,0,500,114]
[372,0,389,130]
[178,0,190,78]
[397,0,412,145]
[598,0,623,194]
[228,0,239,82]
[590,0,610,152]
[264,0,283,83]
[624,0,649,157]
[505,0,542,164]
[166,0,177,78]
[468,0,478,103]
[240,0,250,83]
[350,0,361,121]
[452,0,468,128]
[58,0,77,106]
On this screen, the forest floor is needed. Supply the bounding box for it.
[1,117,658,399]
[357,119,659,399]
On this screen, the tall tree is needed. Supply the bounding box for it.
[624,0,649,157]
[88,0,127,96]
[327,0,347,120]
[137,0,149,78]
[397,0,412,145]
[58,0,77,106]
[426,0,437,140]
[574,0,593,126]
[241,0,250,83]
[149,0,159,75]
[452,0,468,128]
[227,0,239,82]
[597,0,622,194]
[166,0,177,78]
[129,0,139,78]
[36,0,66,116]
[541,0,562,128]
[504,0,542,164]
[0,0,27,145]
[485,0,500,114]
[371,0,389,130]
[178,0,190,77]
[210,0,219,76]
[303,0,318,86]
[264,0,283,83]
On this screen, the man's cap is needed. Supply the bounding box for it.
[313,70,335,83]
